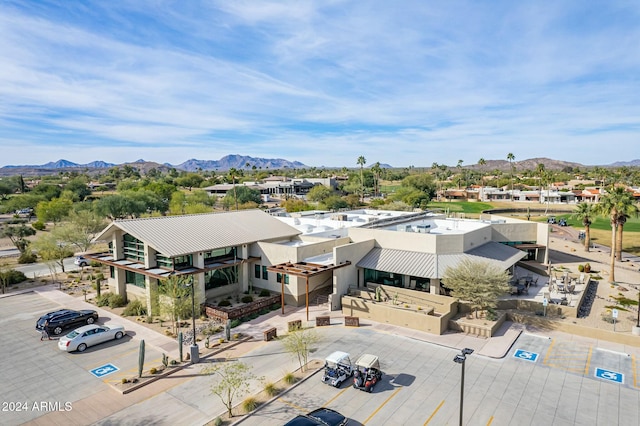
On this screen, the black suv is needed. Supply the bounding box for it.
[36,309,99,336]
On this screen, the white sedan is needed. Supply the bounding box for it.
[58,324,126,352]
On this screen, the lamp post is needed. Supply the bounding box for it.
[188,275,199,363]
[453,348,473,426]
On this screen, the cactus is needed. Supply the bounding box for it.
[178,331,183,362]
[138,339,145,378]
[162,353,168,367]
[375,286,381,302]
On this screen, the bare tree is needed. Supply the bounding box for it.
[282,324,320,372]
[203,360,261,418]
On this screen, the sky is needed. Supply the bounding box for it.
[1,1,639,169]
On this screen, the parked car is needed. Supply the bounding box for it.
[284,408,348,426]
[558,218,568,226]
[58,324,126,352]
[74,256,89,267]
[36,309,99,336]
[321,351,354,387]
[353,354,383,392]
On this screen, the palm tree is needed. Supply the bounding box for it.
[357,155,366,203]
[227,168,239,211]
[456,160,464,189]
[477,158,486,201]
[596,186,637,282]
[371,162,382,198]
[536,163,545,205]
[507,153,515,201]
[572,203,595,252]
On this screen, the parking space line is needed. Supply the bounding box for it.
[487,415,494,425]
[362,387,402,425]
[322,387,349,407]
[278,397,305,412]
[584,346,592,376]
[543,339,555,364]
[423,399,444,425]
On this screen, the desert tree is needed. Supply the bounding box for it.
[203,360,261,418]
[282,323,320,372]
[442,259,510,318]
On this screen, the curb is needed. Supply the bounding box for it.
[229,359,326,425]
[117,336,254,394]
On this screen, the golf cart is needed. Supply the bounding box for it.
[353,354,383,392]
[321,351,354,387]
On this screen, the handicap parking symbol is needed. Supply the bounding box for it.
[595,368,624,384]
[513,349,539,362]
[90,363,119,378]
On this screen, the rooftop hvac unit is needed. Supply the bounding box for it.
[398,225,413,232]
[416,224,431,233]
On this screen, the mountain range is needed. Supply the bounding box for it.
[1,155,639,177]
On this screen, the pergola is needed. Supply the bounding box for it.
[267,260,351,320]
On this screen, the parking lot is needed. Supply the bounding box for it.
[0,291,165,425]
[3,290,640,425]
[240,330,640,426]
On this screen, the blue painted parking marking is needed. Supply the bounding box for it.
[90,363,119,378]
[514,349,539,362]
[595,368,623,384]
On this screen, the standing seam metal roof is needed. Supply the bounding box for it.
[356,242,526,278]
[94,210,301,257]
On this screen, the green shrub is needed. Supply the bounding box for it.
[230,319,242,328]
[108,293,126,308]
[17,251,37,264]
[578,264,585,272]
[32,221,46,231]
[212,417,222,426]
[218,300,231,307]
[264,382,279,397]
[150,367,158,374]
[259,289,271,297]
[0,269,27,285]
[241,295,254,303]
[242,396,259,413]
[123,299,147,316]
[95,293,111,307]
[283,372,297,384]
[270,303,281,311]
[90,261,102,268]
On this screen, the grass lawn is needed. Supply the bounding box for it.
[427,201,493,216]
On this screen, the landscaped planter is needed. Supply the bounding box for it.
[448,312,507,338]
[204,295,280,322]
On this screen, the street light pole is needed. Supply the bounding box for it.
[453,348,474,426]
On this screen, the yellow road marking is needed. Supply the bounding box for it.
[584,346,592,376]
[543,339,555,365]
[487,415,494,425]
[423,400,444,425]
[323,387,349,407]
[363,387,402,425]
[278,397,305,412]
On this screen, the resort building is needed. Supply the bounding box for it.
[86,209,549,321]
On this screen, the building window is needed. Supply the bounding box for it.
[204,247,237,262]
[276,273,289,284]
[205,266,238,290]
[411,276,430,292]
[364,269,403,287]
[123,234,145,262]
[262,266,268,280]
[126,270,146,288]
[254,264,261,279]
[109,266,115,279]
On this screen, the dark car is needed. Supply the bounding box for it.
[36,309,99,336]
[284,408,348,426]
